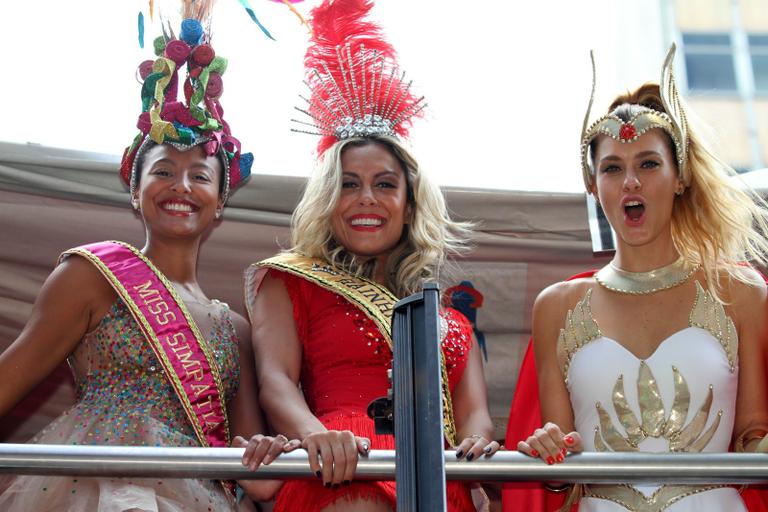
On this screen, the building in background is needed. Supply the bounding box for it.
[669,0,768,173]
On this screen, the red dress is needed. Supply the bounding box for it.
[271,270,476,511]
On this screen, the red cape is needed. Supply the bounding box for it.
[502,270,768,511]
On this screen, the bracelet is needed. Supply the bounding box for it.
[734,427,768,452]
[543,482,571,493]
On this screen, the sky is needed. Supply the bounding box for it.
[1,1,673,192]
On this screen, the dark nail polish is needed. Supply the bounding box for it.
[466,453,474,461]
[343,480,351,486]
[455,450,464,458]
[332,483,340,489]
[324,482,331,488]
[315,471,322,478]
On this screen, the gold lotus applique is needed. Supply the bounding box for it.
[594,362,722,452]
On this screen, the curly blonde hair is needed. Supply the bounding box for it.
[289,135,471,298]
[591,83,768,299]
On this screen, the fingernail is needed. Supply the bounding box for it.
[324,482,331,488]
[531,449,539,457]
[315,471,322,478]
[363,444,369,453]
[555,453,564,463]
[455,450,464,458]
[343,480,351,486]
[332,483,339,489]
[564,435,574,445]
[466,453,474,461]
[484,446,492,454]
[561,448,567,456]
[546,456,554,465]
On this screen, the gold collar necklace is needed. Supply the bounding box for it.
[595,256,699,295]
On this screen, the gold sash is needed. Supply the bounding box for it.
[249,253,458,445]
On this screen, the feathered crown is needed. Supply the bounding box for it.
[580,44,690,190]
[120,0,265,203]
[291,0,425,155]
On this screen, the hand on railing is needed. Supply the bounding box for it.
[517,422,582,465]
[301,430,371,488]
[233,434,302,501]
[454,435,501,461]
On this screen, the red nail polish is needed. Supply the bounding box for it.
[546,456,554,465]
[564,435,574,445]
[561,448,567,456]
[531,449,539,457]
[556,453,564,463]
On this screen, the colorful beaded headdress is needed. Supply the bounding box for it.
[120,1,262,203]
[580,44,690,191]
[291,0,426,155]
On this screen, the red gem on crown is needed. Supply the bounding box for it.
[619,123,637,140]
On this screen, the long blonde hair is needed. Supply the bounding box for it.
[290,135,471,298]
[594,83,768,298]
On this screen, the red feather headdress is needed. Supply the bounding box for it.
[292,0,425,154]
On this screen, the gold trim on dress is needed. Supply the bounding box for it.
[689,281,738,372]
[556,289,602,384]
[583,483,728,512]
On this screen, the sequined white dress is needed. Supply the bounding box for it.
[559,281,744,511]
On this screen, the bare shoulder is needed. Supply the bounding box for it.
[721,267,767,323]
[227,309,252,346]
[534,277,594,318]
[49,254,116,306]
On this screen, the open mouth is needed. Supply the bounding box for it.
[624,200,645,222]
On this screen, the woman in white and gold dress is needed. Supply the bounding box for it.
[516,46,768,511]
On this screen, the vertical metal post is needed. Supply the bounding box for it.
[392,283,447,511]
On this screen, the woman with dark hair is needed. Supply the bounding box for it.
[0,8,293,510]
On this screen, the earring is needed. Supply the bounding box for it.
[675,189,684,197]
[131,198,140,211]
[215,209,222,219]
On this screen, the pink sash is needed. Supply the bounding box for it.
[61,241,231,449]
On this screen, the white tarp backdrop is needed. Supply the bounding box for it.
[0,141,612,442]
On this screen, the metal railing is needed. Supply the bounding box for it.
[3,444,768,485]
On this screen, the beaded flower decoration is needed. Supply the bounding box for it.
[580,44,690,190]
[291,0,426,155]
[121,0,262,203]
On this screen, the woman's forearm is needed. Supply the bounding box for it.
[259,374,327,440]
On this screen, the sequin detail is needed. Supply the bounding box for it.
[52,300,240,446]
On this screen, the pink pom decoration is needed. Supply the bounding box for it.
[164,40,191,65]
[138,60,155,80]
[206,73,224,98]
[191,44,216,67]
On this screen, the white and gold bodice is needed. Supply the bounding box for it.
[557,281,744,512]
